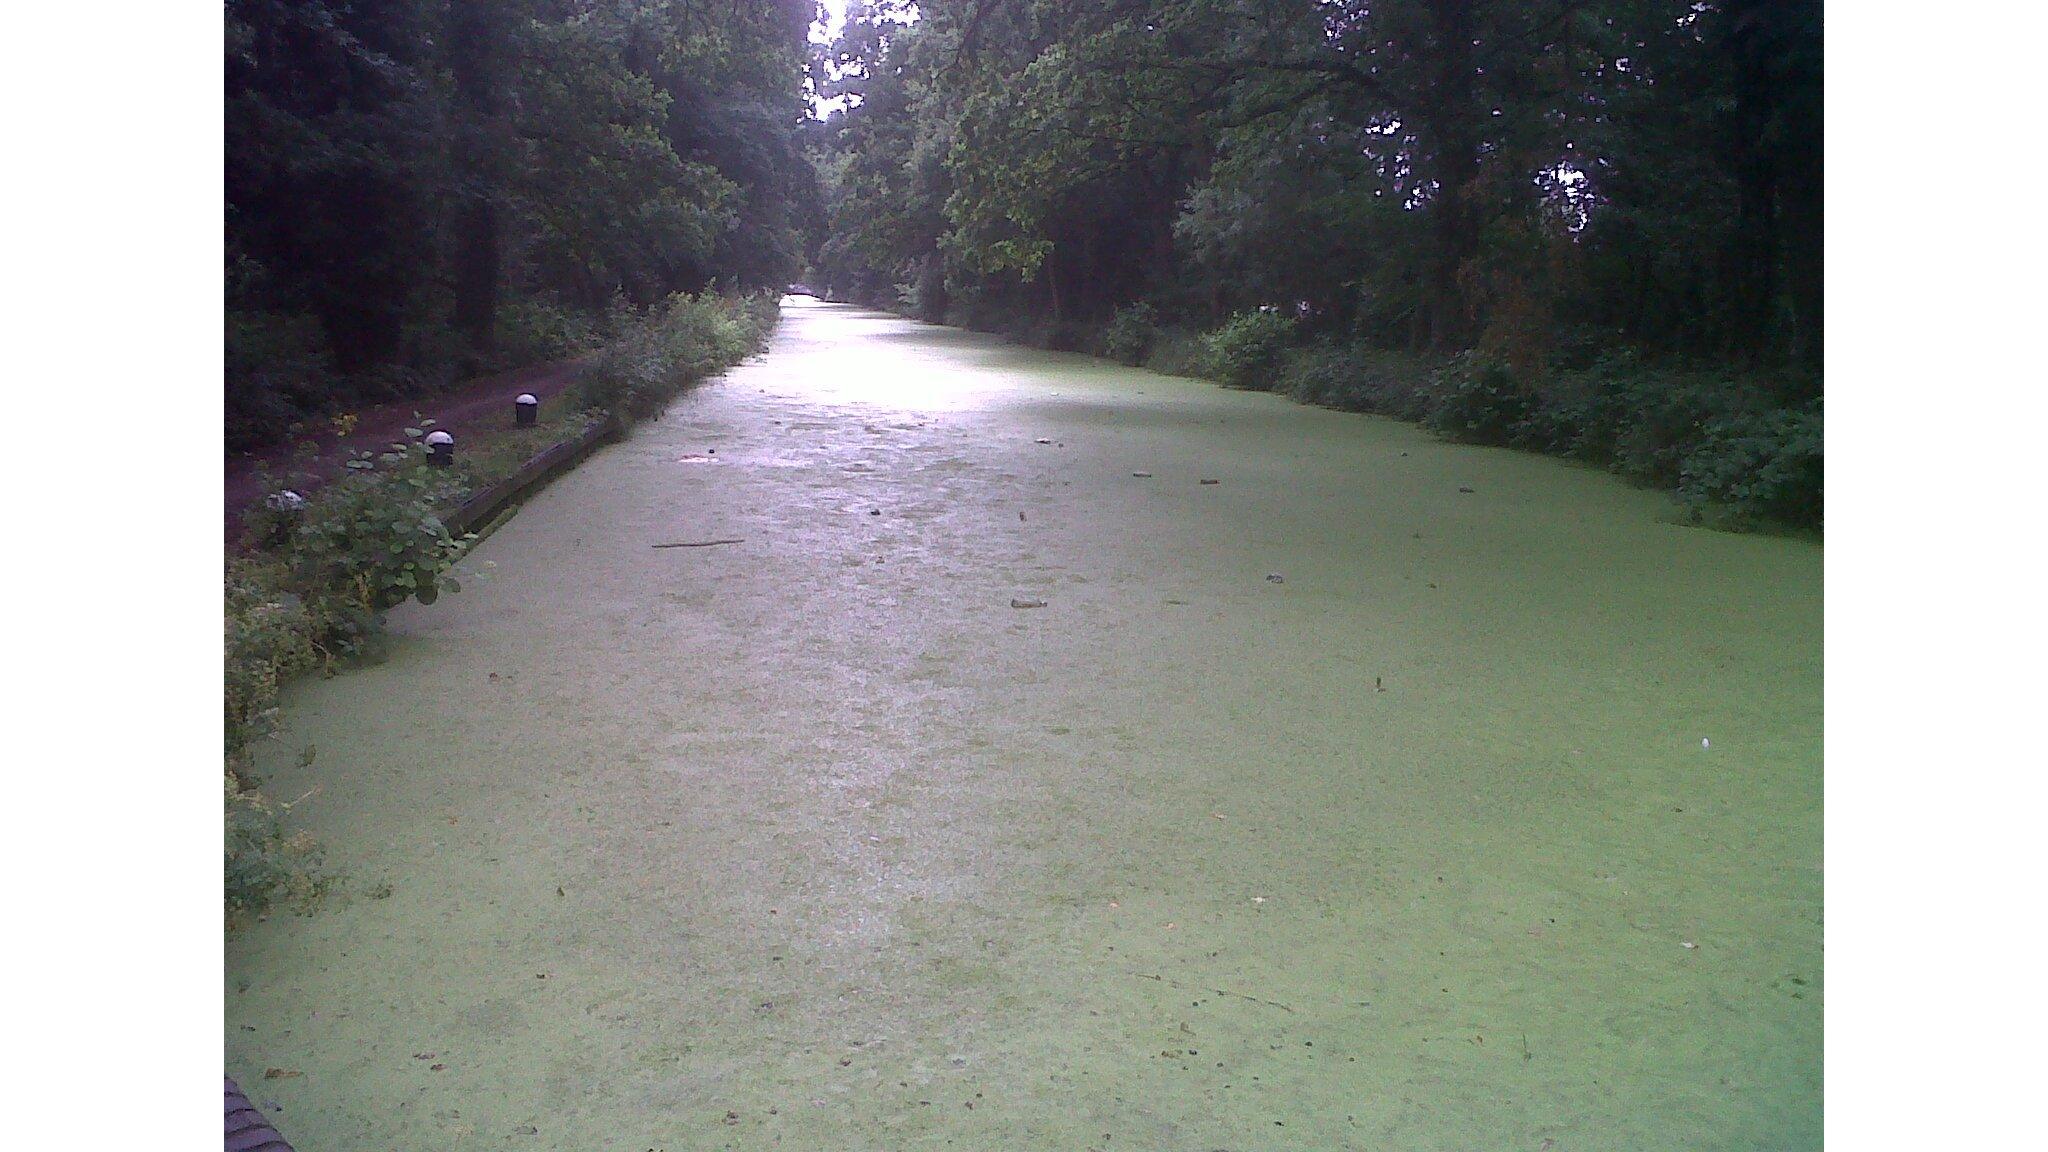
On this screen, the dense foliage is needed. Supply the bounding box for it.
[810,1,1822,527]
[226,0,820,450]
[579,292,783,418]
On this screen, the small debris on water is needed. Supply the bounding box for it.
[1701,737,1711,749]
[1266,573,1285,584]
[515,1125,538,1135]
[870,509,881,516]
[1019,511,1027,521]
[1035,438,1052,444]
[1199,478,1219,485]
[1375,676,1385,693]
[1132,471,1153,478]
[1682,941,1699,951]
[263,1068,302,1080]
[1458,485,1475,493]
[1011,598,1048,609]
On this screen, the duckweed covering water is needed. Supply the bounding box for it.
[227,299,1821,1150]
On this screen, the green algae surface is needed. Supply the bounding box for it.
[226,299,1822,1150]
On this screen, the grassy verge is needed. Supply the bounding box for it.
[225,292,779,923]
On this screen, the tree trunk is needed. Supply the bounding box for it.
[1775,2,1825,377]
[448,0,506,356]
[452,198,500,355]
[1422,0,1480,353]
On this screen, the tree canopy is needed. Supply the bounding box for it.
[227,0,822,443]
[809,1,1821,377]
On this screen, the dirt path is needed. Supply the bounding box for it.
[224,358,584,541]
[226,300,1822,1150]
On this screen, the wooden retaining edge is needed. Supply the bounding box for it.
[225,1077,294,1152]
[444,413,624,544]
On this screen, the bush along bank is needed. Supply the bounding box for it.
[224,292,779,922]
[901,298,1820,534]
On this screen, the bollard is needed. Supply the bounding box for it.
[262,489,305,547]
[515,392,539,427]
[426,429,455,467]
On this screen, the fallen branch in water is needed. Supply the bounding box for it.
[651,539,746,549]
[1127,971,1295,1013]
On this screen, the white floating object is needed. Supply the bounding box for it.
[1701,738,1711,749]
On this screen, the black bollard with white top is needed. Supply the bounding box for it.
[515,392,539,427]
[262,489,306,547]
[426,429,455,467]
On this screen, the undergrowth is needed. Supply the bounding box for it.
[578,292,779,421]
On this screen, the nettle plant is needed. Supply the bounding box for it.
[286,420,473,627]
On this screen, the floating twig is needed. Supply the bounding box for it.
[652,538,745,549]
[1128,971,1295,1013]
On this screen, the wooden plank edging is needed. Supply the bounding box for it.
[225,1077,294,1152]
[443,413,623,541]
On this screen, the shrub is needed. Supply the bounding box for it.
[224,563,320,760]
[1044,319,1096,352]
[1410,346,1821,529]
[1200,308,1298,389]
[226,310,339,453]
[1425,354,1538,445]
[1143,327,1210,378]
[270,428,474,647]
[226,774,327,919]
[1276,340,1437,421]
[224,562,332,921]
[495,296,602,367]
[579,292,775,420]
[1678,401,1824,529]
[1603,371,1753,489]
[1099,302,1160,366]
